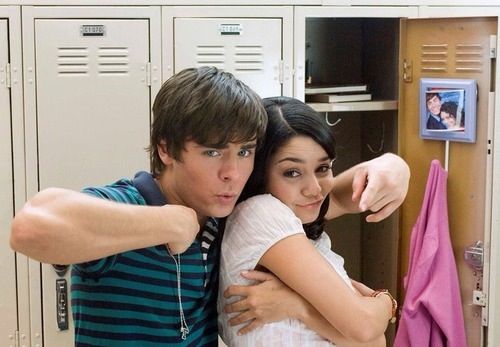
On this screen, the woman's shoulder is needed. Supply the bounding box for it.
[234,194,293,215]
[226,194,303,238]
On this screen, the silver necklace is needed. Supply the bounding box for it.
[167,245,190,340]
[156,179,190,340]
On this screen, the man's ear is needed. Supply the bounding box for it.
[158,142,174,165]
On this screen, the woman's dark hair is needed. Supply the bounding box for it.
[240,96,336,240]
[440,101,458,117]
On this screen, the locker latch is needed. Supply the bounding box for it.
[464,240,483,272]
[489,35,497,59]
[56,279,69,330]
[403,59,412,83]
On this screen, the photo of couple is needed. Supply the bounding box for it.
[425,89,465,132]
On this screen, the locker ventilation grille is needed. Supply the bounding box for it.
[455,43,483,73]
[420,44,448,73]
[57,47,89,75]
[234,45,264,72]
[98,47,130,75]
[195,45,225,69]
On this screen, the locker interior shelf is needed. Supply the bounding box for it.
[307,100,398,113]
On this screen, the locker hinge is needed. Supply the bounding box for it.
[14,329,19,347]
[278,60,284,84]
[472,289,489,326]
[146,62,152,86]
[473,290,487,307]
[489,35,497,59]
[403,59,412,83]
[3,63,11,88]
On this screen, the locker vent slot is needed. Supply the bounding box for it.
[455,43,483,73]
[234,45,264,72]
[98,47,129,75]
[195,45,225,69]
[420,44,448,73]
[57,47,89,75]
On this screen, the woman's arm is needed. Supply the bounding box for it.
[258,233,392,343]
[326,153,410,222]
[10,188,199,264]
[224,271,386,346]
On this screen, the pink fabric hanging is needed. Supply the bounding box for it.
[394,160,467,347]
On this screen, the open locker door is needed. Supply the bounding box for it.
[0,16,19,347]
[400,16,497,347]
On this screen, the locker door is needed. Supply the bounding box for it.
[400,17,497,347]
[34,19,151,346]
[175,18,282,98]
[0,18,19,347]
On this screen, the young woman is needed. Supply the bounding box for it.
[218,97,395,347]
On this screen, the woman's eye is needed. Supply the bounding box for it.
[317,165,331,174]
[284,170,301,178]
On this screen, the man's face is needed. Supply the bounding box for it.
[427,95,441,116]
[160,140,256,221]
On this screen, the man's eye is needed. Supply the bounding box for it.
[238,149,252,157]
[204,150,220,157]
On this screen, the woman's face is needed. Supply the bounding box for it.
[441,111,456,127]
[266,135,334,224]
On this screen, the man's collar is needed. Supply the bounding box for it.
[132,171,167,206]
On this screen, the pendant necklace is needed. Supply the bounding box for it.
[157,178,190,340]
[167,244,190,340]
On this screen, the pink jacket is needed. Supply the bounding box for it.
[394,160,467,347]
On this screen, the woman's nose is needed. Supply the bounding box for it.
[303,175,322,197]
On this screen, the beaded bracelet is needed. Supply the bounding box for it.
[371,289,397,323]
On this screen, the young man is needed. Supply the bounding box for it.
[11,67,410,346]
[425,92,447,130]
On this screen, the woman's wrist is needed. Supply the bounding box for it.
[371,289,397,323]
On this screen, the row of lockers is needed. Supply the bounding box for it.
[3,4,500,347]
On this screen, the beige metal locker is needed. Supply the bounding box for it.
[22,6,162,346]
[163,6,294,98]
[175,17,282,98]
[0,16,18,347]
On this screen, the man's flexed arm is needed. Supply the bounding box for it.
[10,188,199,264]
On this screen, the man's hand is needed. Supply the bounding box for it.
[352,153,410,222]
[164,205,199,254]
[223,270,305,335]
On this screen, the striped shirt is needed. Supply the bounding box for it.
[71,171,220,346]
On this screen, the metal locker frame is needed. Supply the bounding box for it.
[162,6,294,97]
[0,5,27,347]
[21,6,162,347]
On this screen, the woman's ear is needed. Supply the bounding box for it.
[157,142,174,165]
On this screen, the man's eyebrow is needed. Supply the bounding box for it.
[193,142,257,149]
[241,142,257,149]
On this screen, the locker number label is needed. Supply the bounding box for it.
[81,25,106,37]
[218,24,243,36]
